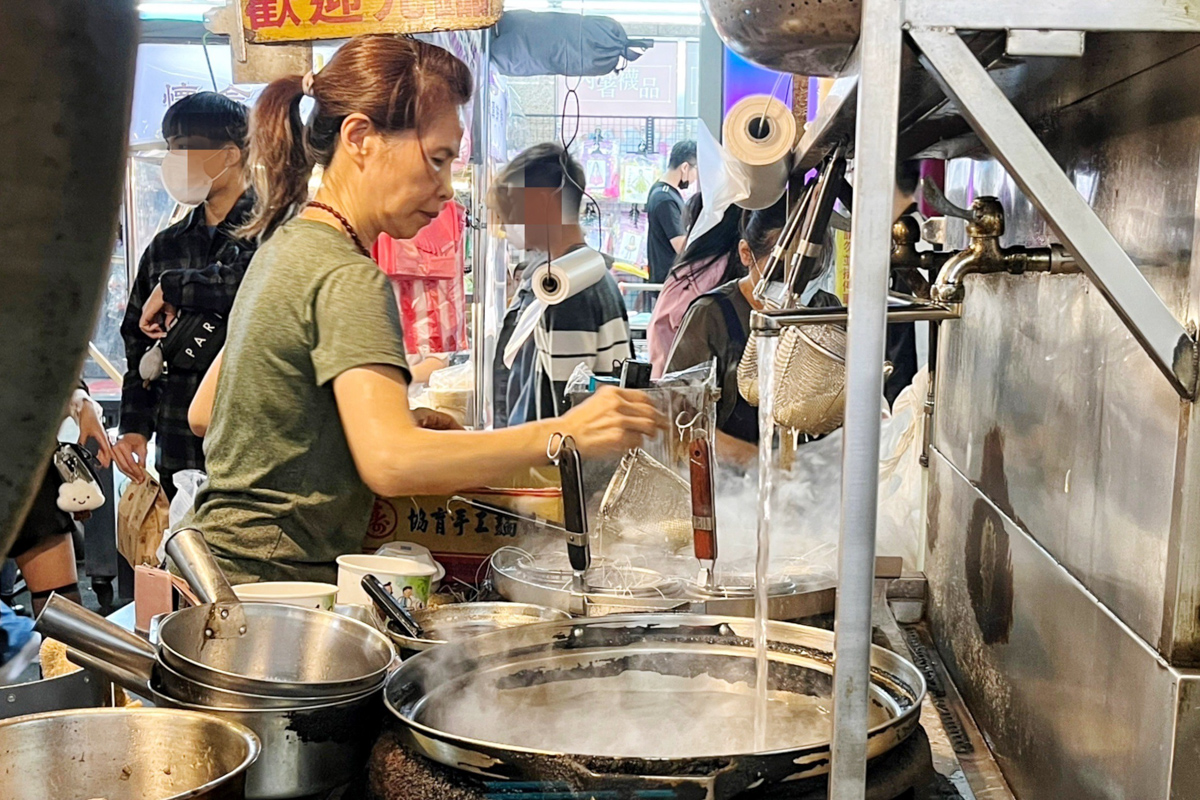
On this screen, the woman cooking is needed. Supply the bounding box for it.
[184,36,663,585]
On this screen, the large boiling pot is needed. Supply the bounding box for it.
[0,707,259,800]
[384,614,926,799]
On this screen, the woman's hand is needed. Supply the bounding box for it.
[139,283,177,339]
[112,433,149,483]
[555,386,665,459]
[77,398,114,469]
[412,407,462,431]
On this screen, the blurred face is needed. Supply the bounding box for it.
[162,135,241,205]
[678,160,697,190]
[500,186,564,254]
[361,105,462,240]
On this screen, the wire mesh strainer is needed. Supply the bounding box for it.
[772,323,847,435]
[598,449,693,554]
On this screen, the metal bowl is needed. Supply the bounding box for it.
[0,707,259,800]
[386,602,571,658]
[385,614,925,798]
[702,0,861,76]
[157,602,394,698]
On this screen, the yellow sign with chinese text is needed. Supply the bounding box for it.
[241,0,500,43]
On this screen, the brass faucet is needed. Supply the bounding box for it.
[930,196,1076,303]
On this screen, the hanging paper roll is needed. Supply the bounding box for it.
[722,94,796,211]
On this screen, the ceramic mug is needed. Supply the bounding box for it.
[336,554,438,607]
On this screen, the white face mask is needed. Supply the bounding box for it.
[503,223,526,252]
[161,150,227,207]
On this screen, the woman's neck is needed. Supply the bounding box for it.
[303,183,379,251]
[738,275,764,310]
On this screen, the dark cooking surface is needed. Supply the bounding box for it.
[366,725,963,800]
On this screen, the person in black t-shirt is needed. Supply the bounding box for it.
[645,140,697,290]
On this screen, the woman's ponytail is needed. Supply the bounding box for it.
[239,74,313,242]
[237,36,472,242]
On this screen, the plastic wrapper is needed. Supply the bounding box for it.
[373,202,467,360]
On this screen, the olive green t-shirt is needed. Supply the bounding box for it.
[186,218,410,584]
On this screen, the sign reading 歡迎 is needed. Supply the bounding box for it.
[241,0,498,43]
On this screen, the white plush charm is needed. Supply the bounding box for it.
[57,477,105,513]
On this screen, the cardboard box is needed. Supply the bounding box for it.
[364,467,563,584]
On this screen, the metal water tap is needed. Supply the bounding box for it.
[890,216,950,299]
[931,196,1077,303]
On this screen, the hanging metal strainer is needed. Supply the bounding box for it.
[772,323,848,435]
[598,449,693,554]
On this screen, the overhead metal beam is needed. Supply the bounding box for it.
[829,0,904,797]
[911,26,1198,399]
[905,0,1200,33]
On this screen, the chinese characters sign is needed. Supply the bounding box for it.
[555,41,678,118]
[365,496,520,554]
[241,0,499,42]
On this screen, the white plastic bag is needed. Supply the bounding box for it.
[876,367,929,569]
[157,470,207,565]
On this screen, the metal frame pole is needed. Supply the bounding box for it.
[471,32,494,429]
[910,27,1198,398]
[829,0,904,796]
[905,0,1200,32]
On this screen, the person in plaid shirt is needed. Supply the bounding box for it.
[113,92,256,499]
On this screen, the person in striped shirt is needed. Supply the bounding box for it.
[492,144,632,426]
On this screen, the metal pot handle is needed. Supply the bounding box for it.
[164,527,247,639]
[35,593,156,692]
[64,647,153,698]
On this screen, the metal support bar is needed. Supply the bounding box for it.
[751,302,959,334]
[911,27,1199,399]
[829,0,904,796]
[471,33,494,429]
[905,0,1200,32]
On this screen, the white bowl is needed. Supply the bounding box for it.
[232,581,338,610]
[337,554,438,607]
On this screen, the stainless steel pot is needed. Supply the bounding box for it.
[0,663,111,720]
[157,686,383,799]
[65,648,383,799]
[385,614,925,799]
[385,602,571,659]
[0,707,259,800]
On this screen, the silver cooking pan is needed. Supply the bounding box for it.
[156,601,394,698]
[35,594,373,709]
[385,614,925,800]
[154,529,395,698]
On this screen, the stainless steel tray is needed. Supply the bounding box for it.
[384,614,924,799]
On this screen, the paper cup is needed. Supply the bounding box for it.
[232,581,338,610]
[337,554,438,607]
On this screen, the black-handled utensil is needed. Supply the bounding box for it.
[362,574,425,639]
[556,436,591,577]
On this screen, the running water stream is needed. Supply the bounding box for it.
[753,333,779,751]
